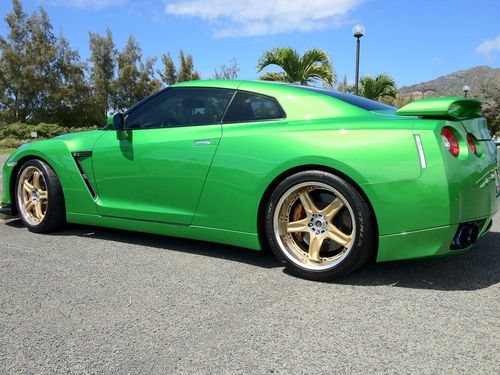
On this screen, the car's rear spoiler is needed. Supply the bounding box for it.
[396,97,484,120]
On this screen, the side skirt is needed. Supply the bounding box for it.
[66,212,261,251]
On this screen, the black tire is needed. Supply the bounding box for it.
[15,159,66,233]
[264,170,376,281]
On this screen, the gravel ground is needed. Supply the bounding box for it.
[0,155,499,374]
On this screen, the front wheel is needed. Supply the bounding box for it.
[15,159,66,233]
[264,171,376,281]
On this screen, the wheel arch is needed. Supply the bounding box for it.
[257,164,379,258]
[9,155,58,216]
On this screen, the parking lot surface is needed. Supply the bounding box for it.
[0,156,499,374]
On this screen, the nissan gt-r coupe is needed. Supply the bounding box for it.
[2,80,499,281]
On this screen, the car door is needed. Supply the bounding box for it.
[91,87,235,225]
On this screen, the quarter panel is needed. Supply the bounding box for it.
[193,119,422,234]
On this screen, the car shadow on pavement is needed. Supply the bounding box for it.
[5,220,500,290]
[5,219,280,269]
[337,231,500,291]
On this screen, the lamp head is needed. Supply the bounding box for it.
[352,24,365,38]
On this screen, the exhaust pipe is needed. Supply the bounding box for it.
[455,225,471,248]
[469,223,479,244]
[452,223,480,249]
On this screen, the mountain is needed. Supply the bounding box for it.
[399,66,500,99]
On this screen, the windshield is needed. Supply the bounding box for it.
[292,85,395,111]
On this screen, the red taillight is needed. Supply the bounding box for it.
[466,134,477,155]
[441,127,460,157]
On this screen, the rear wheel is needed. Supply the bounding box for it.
[264,171,375,281]
[15,159,65,233]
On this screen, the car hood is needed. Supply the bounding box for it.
[52,129,106,150]
[54,129,105,143]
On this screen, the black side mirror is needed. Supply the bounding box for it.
[107,113,125,131]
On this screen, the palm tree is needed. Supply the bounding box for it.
[257,48,335,88]
[359,74,397,101]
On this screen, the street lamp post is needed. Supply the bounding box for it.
[463,85,470,98]
[353,24,365,96]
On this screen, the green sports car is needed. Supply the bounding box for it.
[2,80,499,281]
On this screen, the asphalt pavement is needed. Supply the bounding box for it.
[0,155,499,374]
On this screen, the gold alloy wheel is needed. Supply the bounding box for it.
[17,166,48,226]
[273,182,356,270]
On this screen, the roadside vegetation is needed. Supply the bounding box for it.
[0,0,498,153]
[0,123,98,149]
[0,148,15,155]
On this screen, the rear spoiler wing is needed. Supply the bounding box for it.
[396,97,484,120]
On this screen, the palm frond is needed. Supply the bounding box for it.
[259,71,290,82]
[360,74,397,100]
[257,47,335,86]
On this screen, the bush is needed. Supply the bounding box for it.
[0,137,23,148]
[0,123,99,146]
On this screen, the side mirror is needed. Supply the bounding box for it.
[107,113,125,131]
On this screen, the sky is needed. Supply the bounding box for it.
[1,0,499,88]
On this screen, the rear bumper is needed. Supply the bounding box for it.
[377,217,493,262]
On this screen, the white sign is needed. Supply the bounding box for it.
[30,131,37,138]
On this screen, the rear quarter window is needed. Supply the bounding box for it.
[223,91,286,123]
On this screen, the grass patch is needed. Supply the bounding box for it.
[0,148,15,155]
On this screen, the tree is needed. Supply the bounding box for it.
[0,0,90,125]
[213,58,239,80]
[112,35,161,111]
[482,84,500,136]
[359,74,397,102]
[0,0,31,122]
[88,29,116,120]
[257,47,335,87]
[158,50,200,85]
[26,7,62,124]
[390,93,412,109]
[49,36,94,127]
[178,50,201,82]
[159,53,177,85]
[337,74,354,93]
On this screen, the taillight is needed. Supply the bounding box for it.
[441,127,459,157]
[466,134,477,155]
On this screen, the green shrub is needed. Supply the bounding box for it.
[0,123,98,145]
[0,137,23,148]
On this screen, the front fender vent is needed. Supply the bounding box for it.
[71,151,97,199]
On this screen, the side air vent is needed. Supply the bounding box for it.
[71,151,97,199]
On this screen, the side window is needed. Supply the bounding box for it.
[223,91,285,123]
[124,88,235,130]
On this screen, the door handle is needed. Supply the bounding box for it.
[194,140,214,146]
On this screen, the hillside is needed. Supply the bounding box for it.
[399,66,500,99]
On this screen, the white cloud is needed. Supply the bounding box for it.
[46,0,127,9]
[164,0,364,37]
[476,35,500,55]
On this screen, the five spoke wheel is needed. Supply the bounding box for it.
[17,166,49,225]
[273,182,356,270]
[266,171,375,280]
